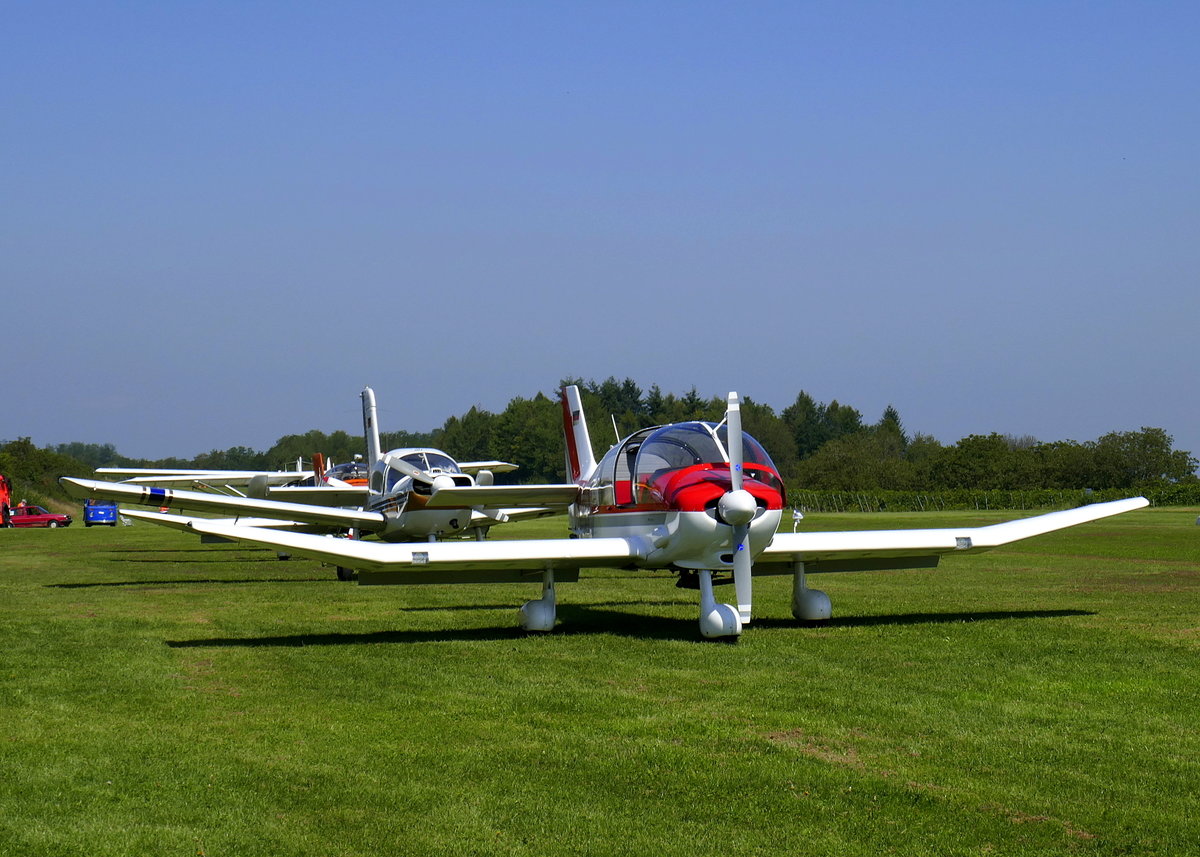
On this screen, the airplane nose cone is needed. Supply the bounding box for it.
[718,489,757,526]
[431,475,456,494]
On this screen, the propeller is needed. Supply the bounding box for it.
[717,392,756,624]
[386,456,437,486]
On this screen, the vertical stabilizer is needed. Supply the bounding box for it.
[362,387,382,464]
[561,385,597,483]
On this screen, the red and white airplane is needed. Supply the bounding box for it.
[77,386,1148,639]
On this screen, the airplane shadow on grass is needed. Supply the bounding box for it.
[752,608,1095,630]
[110,556,298,564]
[101,547,279,554]
[164,606,1094,649]
[47,577,336,588]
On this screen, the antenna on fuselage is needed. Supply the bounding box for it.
[362,386,382,464]
[610,414,620,444]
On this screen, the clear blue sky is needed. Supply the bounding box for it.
[4,2,1197,462]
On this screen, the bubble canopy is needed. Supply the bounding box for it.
[586,421,785,509]
[633,422,776,484]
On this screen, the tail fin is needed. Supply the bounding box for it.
[561,385,597,483]
[362,387,382,464]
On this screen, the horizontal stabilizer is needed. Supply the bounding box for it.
[261,485,369,507]
[457,461,520,474]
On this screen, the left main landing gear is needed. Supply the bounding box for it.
[697,570,743,639]
[791,560,831,621]
[519,570,557,632]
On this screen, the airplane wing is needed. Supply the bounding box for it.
[127,513,649,585]
[60,476,386,532]
[424,484,580,509]
[754,497,1150,575]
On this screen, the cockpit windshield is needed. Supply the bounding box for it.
[634,424,726,481]
[714,424,776,471]
[399,452,461,474]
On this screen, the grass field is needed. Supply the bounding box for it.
[1,507,1197,856]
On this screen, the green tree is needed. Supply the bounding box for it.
[267,431,358,469]
[923,434,1043,490]
[782,391,826,457]
[875,405,908,448]
[435,406,496,463]
[824,400,865,440]
[740,397,798,478]
[490,393,564,482]
[1090,428,1198,488]
[1033,440,1096,489]
[793,432,915,491]
[0,438,92,506]
[51,442,128,469]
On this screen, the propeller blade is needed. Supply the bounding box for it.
[726,392,743,492]
[725,392,752,623]
[386,456,435,484]
[732,522,752,624]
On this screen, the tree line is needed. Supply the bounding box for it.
[7,377,1197,508]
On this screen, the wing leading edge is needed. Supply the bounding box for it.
[755,496,1149,574]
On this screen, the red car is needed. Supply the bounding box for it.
[9,505,73,528]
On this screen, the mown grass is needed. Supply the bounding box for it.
[1,507,1197,856]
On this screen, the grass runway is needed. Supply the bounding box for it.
[1,507,1197,855]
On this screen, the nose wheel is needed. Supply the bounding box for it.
[697,570,743,639]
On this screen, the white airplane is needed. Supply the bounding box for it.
[77,386,1149,639]
[61,388,578,562]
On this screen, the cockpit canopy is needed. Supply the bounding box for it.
[634,423,775,482]
[372,449,464,494]
[588,421,784,510]
[324,461,370,484]
[393,450,461,475]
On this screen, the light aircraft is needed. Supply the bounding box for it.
[69,386,1149,639]
[92,454,369,503]
[61,388,577,563]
